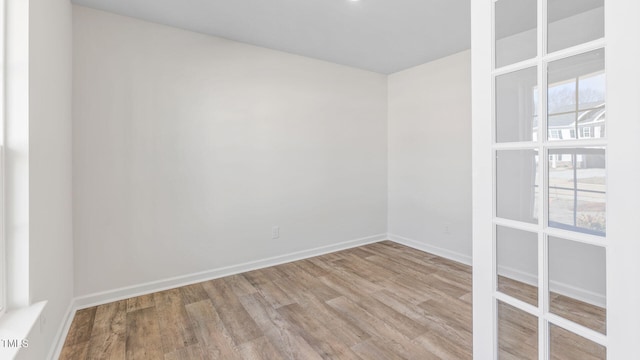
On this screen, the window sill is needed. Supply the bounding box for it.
[0,301,47,359]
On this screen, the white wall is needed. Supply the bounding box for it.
[72,6,388,297]
[387,50,472,263]
[11,0,74,359]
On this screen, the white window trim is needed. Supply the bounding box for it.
[0,0,6,318]
[0,147,5,318]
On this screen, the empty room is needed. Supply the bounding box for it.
[1,0,639,359]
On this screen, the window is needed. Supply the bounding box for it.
[549,129,562,140]
[491,0,607,358]
[548,148,606,236]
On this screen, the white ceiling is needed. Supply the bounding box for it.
[71,0,471,74]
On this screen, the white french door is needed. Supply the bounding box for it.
[472,0,640,359]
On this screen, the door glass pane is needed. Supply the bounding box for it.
[496,67,538,143]
[497,226,538,306]
[548,0,604,53]
[548,49,605,141]
[495,0,537,68]
[496,149,540,224]
[550,324,606,359]
[498,301,538,359]
[548,148,606,236]
[549,236,606,334]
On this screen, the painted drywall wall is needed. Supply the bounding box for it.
[72,6,388,297]
[10,0,74,359]
[387,50,472,263]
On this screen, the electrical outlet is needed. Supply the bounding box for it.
[272,226,280,239]
[444,224,451,234]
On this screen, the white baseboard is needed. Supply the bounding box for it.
[498,264,606,308]
[48,233,387,359]
[549,280,606,308]
[387,233,472,266]
[497,265,538,287]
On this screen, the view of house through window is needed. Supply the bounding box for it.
[548,50,606,141]
[547,50,606,236]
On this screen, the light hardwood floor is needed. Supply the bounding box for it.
[59,241,605,359]
[60,241,472,359]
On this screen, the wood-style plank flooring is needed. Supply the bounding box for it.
[60,241,606,359]
[60,242,471,359]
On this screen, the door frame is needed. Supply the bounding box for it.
[471,0,640,358]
